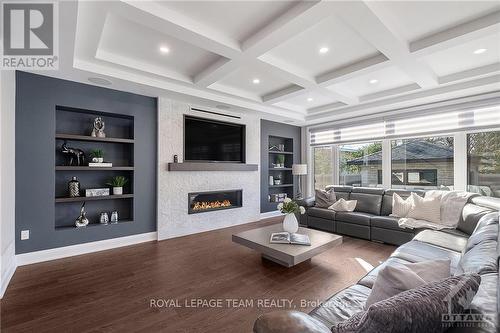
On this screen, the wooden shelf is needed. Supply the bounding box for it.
[269,168,292,171]
[55,194,133,203]
[56,133,134,144]
[55,220,133,230]
[268,151,293,155]
[269,184,294,188]
[56,166,134,171]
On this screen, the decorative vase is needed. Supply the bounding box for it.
[68,176,80,197]
[75,203,89,227]
[283,213,299,234]
[113,187,123,195]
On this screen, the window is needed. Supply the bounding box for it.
[339,142,382,187]
[391,136,454,189]
[313,146,333,190]
[467,131,500,197]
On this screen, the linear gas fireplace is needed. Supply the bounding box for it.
[188,189,242,214]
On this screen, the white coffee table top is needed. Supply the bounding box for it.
[232,224,343,267]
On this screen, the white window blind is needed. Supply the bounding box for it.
[310,104,500,145]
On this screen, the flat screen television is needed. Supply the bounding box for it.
[184,116,245,163]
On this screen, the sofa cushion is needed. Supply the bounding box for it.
[309,284,371,328]
[406,193,441,224]
[466,272,498,332]
[456,240,498,275]
[325,186,351,201]
[358,257,412,289]
[328,198,357,212]
[371,216,412,232]
[381,189,425,217]
[335,212,373,226]
[464,213,499,253]
[253,311,331,333]
[331,274,481,333]
[314,189,336,208]
[391,240,461,272]
[308,207,335,220]
[413,230,468,252]
[350,188,384,215]
[457,203,493,235]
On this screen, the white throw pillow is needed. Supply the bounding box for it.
[390,193,414,218]
[406,193,441,224]
[328,198,357,212]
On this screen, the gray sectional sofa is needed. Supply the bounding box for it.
[254,194,500,333]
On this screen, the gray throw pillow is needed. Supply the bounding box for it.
[365,259,451,307]
[331,273,481,333]
[315,189,336,208]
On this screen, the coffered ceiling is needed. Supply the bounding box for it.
[52,1,500,125]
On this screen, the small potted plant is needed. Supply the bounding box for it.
[276,154,285,168]
[277,198,305,233]
[107,176,128,195]
[90,149,104,163]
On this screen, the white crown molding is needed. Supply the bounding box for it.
[16,232,157,267]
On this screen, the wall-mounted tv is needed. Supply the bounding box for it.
[184,116,245,163]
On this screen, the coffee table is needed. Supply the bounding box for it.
[232,224,343,267]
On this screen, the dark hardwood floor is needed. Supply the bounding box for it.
[1,218,395,332]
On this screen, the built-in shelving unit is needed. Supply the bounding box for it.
[55,106,134,229]
[267,136,295,207]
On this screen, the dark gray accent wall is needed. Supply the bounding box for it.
[260,120,301,213]
[15,71,157,254]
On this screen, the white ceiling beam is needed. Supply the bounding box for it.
[194,1,336,87]
[410,10,500,56]
[262,85,306,103]
[439,63,500,85]
[258,55,358,104]
[117,0,241,58]
[331,1,438,89]
[306,74,500,122]
[359,83,421,103]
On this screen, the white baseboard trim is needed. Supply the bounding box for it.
[16,232,157,267]
[260,211,284,219]
[1,241,17,299]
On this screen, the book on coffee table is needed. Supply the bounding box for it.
[270,232,311,246]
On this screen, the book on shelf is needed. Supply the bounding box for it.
[269,232,311,246]
[88,162,113,167]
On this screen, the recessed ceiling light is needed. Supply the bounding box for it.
[307,97,313,102]
[319,47,329,54]
[88,77,112,86]
[473,48,487,55]
[252,78,260,84]
[159,46,170,54]
[369,79,379,84]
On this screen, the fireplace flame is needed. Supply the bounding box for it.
[192,199,232,211]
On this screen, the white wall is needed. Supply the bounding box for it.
[0,70,17,298]
[157,98,261,240]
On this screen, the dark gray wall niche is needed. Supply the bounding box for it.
[260,120,301,213]
[15,71,157,254]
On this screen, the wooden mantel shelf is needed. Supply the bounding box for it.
[168,162,258,171]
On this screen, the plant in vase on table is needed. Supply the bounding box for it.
[277,198,305,234]
[107,176,128,195]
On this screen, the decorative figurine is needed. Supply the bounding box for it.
[99,212,109,225]
[173,154,178,163]
[75,202,89,227]
[68,176,80,197]
[91,117,106,138]
[61,141,85,166]
[111,211,119,224]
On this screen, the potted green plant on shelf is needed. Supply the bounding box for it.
[276,154,285,168]
[90,149,104,163]
[107,176,128,195]
[277,198,305,233]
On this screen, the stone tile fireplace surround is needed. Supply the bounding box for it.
[157,98,261,240]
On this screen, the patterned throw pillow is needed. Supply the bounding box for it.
[331,274,481,333]
[406,193,441,224]
[328,198,357,212]
[390,193,414,218]
[315,189,337,208]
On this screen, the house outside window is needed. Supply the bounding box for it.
[467,131,500,197]
[391,137,454,190]
[340,142,382,187]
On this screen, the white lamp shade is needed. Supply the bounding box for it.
[292,164,307,175]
